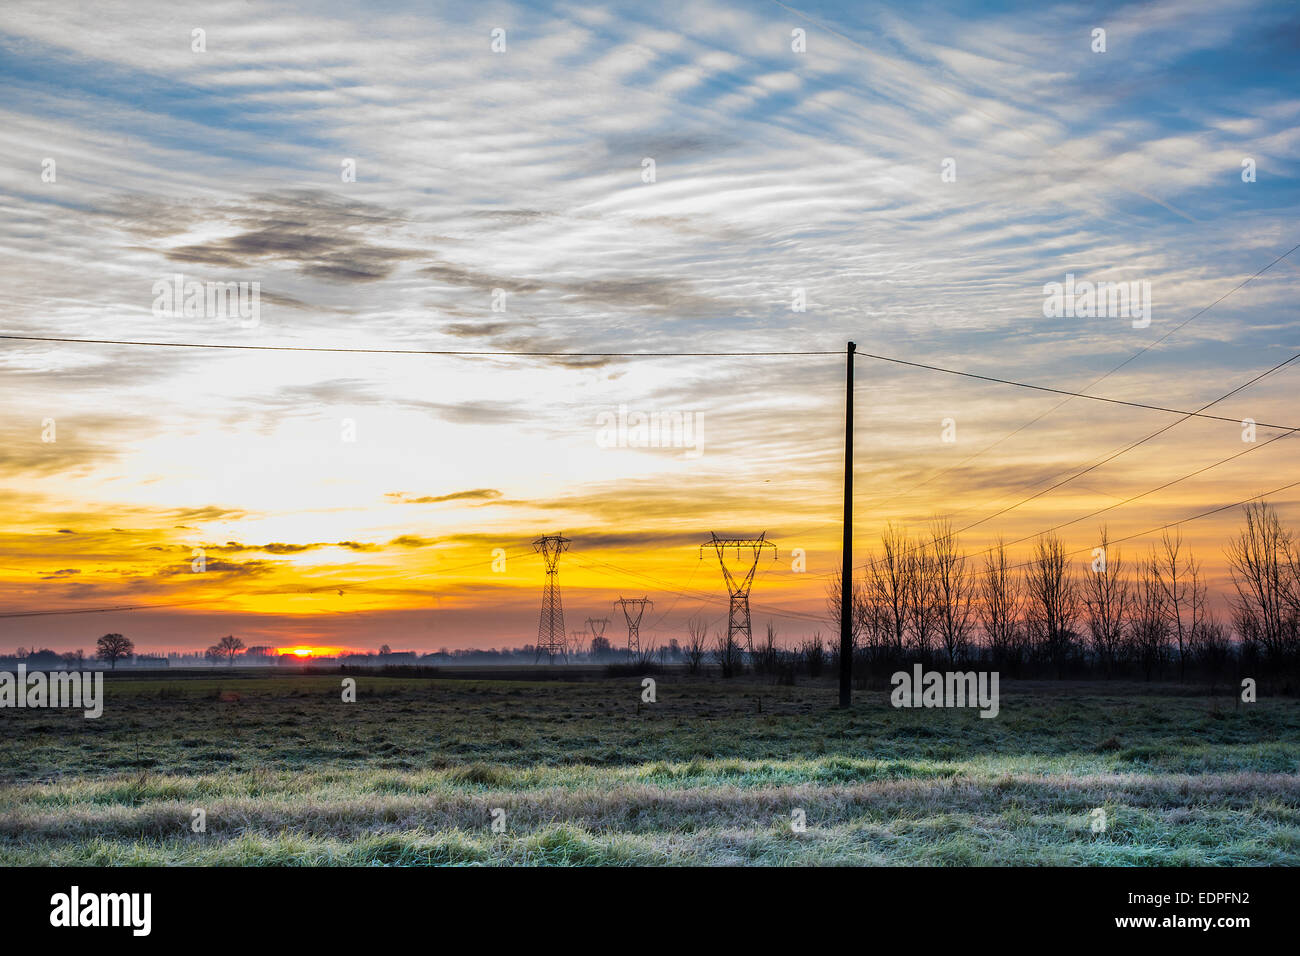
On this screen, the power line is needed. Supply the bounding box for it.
[862,240,1300,511]
[996,475,1300,576]
[843,424,1300,581]
[852,349,1296,430]
[4,332,1291,429]
[0,334,839,357]
[997,425,1298,550]
[937,351,1300,537]
[848,348,1300,575]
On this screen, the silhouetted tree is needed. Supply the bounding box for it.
[981,538,1023,674]
[1083,526,1129,676]
[96,633,133,669]
[1026,534,1078,677]
[931,519,975,665]
[1129,554,1170,681]
[214,635,245,665]
[1226,502,1297,665]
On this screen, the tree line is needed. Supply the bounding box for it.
[826,502,1300,682]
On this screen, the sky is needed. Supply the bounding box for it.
[1,0,1298,654]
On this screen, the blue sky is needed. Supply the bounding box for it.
[0,0,1298,651]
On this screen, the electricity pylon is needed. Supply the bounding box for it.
[568,630,588,658]
[533,534,571,663]
[612,598,651,659]
[584,616,609,657]
[701,533,777,653]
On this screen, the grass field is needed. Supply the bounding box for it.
[2,670,1298,865]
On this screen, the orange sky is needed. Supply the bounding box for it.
[2,1,1298,653]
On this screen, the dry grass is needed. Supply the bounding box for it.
[1,672,1296,864]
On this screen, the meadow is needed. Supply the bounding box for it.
[1,670,1297,865]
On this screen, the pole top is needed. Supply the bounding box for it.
[847,341,856,352]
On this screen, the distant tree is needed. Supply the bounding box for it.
[589,635,612,658]
[711,630,742,678]
[802,632,826,678]
[214,635,245,665]
[379,644,391,656]
[1025,534,1078,677]
[1189,614,1232,686]
[866,523,913,660]
[684,618,708,675]
[904,538,939,662]
[931,519,976,666]
[981,538,1023,674]
[1226,502,1297,664]
[825,568,865,650]
[1129,555,1170,681]
[96,633,134,669]
[1083,526,1129,676]
[1156,529,1200,678]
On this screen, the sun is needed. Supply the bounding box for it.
[276,645,345,659]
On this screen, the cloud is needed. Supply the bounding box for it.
[157,191,418,283]
[156,558,278,578]
[201,540,384,554]
[388,535,437,547]
[0,0,1297,647]
[387,489,505,505]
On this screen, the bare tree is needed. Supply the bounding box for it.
[1155,529,1200,678]
[684,618,708,675]
[1025,534,1078,677]
[711,630,742,678]
[802,632,826,678]
[1082,526,1129,676]
[1226,502,1297,664]
[214,634,245,666]
[1129,554,1170,681]
[905,538,939,663]
[824,568,864,648]
[751,621,780,678]
[96,633,134,669]
[866,524,912,661]
[931,519,976,665]
[981,538,1023,672]
[1189,612,1232,687]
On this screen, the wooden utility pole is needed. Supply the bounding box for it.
[839,341,855,708]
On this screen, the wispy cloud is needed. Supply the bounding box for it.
[0,0,1297,648]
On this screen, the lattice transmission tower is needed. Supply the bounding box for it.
[533,533,571,663]
[584,616,610,657]
[701,533,777,653]
[613,597,652,659]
